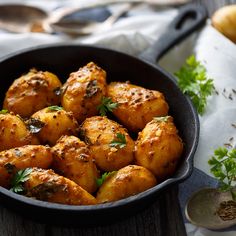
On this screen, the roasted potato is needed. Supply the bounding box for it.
[31,107,79,146]
[52,135,99,193]
[61,62,107,123]
[0,145,52,187]
[3,69,62,117]
[80,116,134,171]
[0,112,38,152]
[96,165,157,203]
[134,116,183,181]
[24,167,97,205]
[107,82,169,132]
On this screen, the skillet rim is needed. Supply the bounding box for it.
[0,43,200,212]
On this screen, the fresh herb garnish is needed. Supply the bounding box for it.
[47,106,63,112]
[10,168,32,194]
[97,96,118,116]
[96,171,116,187]
[0,109,8,114]
[154,116,171,122]
[208,147,236,200]
[175,55,214,115]
[110,133,126,149]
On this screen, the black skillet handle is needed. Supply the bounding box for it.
[139,4,207,63]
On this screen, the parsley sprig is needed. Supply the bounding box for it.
[10,168,32,194]
[97,96,118,116]
[0,109,8,114]
[47,106,63,112]
[208,147,236,200]
[110,133,126,149]
[96,171,116,187]
[175,55,214,115]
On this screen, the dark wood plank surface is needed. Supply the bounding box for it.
[0,1,234,235]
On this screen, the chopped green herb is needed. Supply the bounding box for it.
[208,147,236,200]
[0,109,8,114]
[47,106,63,112]
[96,171,116,187]
[110,133,126,149]
[175,55,214,115]
[10,168,32,194]
[154,116,171,122]
[97,96,118,116]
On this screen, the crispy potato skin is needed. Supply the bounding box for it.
[31,108,79,146]
[0,145,52,188]
[134,117,183,181]
[61,62,107,123]
[3,69,62,117]
[107,82,169,132]
[0,113,39,152]
[80,116,134,171]
[52,135,99,193]
[24,168,97,205]
[96,165,157,203]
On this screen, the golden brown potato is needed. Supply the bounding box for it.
[3,69,62,118]
[0,112,39,152]
[107,82,169,132]
[80,116,134,171]
[0,145,52,188]
[31,107,79,146]
[61,62,107,123]
[52,135,99,193]
[24,167,97,205]
[134,116,183,181]
[96,165,157,203]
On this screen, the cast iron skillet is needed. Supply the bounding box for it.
[0,4,206,226]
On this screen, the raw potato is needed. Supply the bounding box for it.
[80,116,134,171]
[62,62,107,123]
[52,135,99,193]
[3,69,62,117]
[24,167,97,205]
[107,82,169,132]
[134,116,183,181]
[0,145,52,188]
[96,165,157,203]
[212,5,236,43]
[31,107,79,146]
[0,113,38,152]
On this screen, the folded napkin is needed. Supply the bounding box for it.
[0,1,235,235]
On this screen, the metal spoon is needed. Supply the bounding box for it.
[0,3,134,35]
[185,188,236,230]
[0,0,189,35]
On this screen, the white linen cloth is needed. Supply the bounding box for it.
[0,0,235,235]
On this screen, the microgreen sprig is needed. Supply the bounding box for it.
[10,168,32,194]
[97,96,118,116]
[96,171,116,187]
[110,133,126,149]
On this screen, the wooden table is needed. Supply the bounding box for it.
[0,1,235,235]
